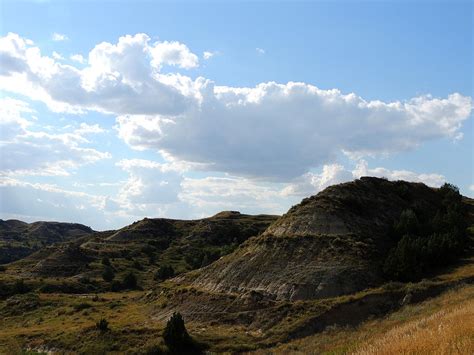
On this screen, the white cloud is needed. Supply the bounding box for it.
[52,51,64,60]
[0,32,472,181]
[0,97,110,176]
[52,32,68,41]
[0,32,197,115]
[116,82,471,179]
[282,160,446,197]
[470,184,474,192]
[74,122,105,135]
[203,51,215,60]
[150,40,199,69]
[352,160,445,187]
[256,47,265,55]
[0,177,132,230]
[116,158,183,205]
[70,54,85,63]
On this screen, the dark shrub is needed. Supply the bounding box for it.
[13,279,30,294]
[101,257,111,266]
[96,318,109,332]
[122,272,138,289]
[163,312,202,354]
[110,280,122,292]
[102,266,115,282]
[154,265,174,281]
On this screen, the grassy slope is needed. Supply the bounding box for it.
[251,284,474,355]
[1,255,473,354]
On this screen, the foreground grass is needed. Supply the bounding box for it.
[353,291,474,354]
[252,285,474,354]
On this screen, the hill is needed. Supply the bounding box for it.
[179,177,472,301]
[1,212,278,293]
[0,177,472,353]
[0,220,94,264]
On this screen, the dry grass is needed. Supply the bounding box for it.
[252,285,474,355]
[353,291,474,355]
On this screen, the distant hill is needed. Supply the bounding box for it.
[0,220,94,264]
[2,212,278,291]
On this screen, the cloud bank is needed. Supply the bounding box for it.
[1,32,471,181]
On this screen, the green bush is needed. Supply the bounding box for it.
[163,312,202,354]
[384,183,468,281]
[102,266,115,282]
[122,272,138,289]
[154,265,174,281]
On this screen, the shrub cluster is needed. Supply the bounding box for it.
[384,183,469,281]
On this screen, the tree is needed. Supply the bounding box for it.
[122,272,138,289]
[102,266,115,282]
[163,312,201,354]
[154,265,174,281]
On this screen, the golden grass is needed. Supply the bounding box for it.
[352,294,474,355]
[251,285,474,355]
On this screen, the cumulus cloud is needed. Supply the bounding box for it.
[282,160,446,197]
[117,82,471,179]
[0,32,472,181]
[256,47,265,55]
[70,54,85,63]
[116,159,183,205]
[150,40,199,69]
[52,51,64,60]
[0,32,197,115]
[52,32,68,41]
[0,97,110,176]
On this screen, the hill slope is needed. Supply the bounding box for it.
[0,220,93,264]
[181,177,472,301]
[2,212,278,292]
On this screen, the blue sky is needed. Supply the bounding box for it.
[0,0,472,230]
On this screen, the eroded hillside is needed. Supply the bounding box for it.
[179,177,472,301]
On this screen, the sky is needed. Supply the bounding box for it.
[0,0,472,230]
